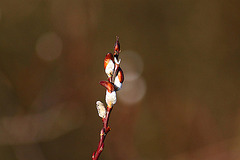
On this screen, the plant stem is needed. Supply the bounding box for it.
[92,106,113,160]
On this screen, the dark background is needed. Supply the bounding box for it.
[0,0,240,159]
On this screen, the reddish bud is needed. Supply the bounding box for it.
[114,67,124,91]
[100,81,117,106]
[104,53,114,69]
[106,126,111,133]
[114,36,120,53]
[117,67,124,83]
[99,81,115,93]
[104,53,115,78]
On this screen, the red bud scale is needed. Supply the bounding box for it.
[104,53,115,79]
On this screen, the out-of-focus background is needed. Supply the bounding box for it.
[0,0,240,159]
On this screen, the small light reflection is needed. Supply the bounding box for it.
[36,32,62,61]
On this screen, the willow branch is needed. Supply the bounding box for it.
[92,36,123,160]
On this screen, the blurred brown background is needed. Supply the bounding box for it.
[1,0,240,159]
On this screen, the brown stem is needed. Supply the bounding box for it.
[111,63,120,83]
[92,106,113,160]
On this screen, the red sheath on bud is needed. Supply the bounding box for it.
[114,36,120,54]
[100,81,115,93]
[100,81,117,106]
[104,53,114,69]
[114,67,124,91]
[104,53,115,78]
[117,67,124,83]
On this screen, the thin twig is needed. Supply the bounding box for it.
[92,106,112,160]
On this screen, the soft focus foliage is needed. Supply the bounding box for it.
[0,0,240,160]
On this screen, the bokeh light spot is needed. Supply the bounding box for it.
[118,77,146,105]
[36,32,62,61]
[120,50,144,81]
[118,50,146,105]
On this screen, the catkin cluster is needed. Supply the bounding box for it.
[96,37,124,118]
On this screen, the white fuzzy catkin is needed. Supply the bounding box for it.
[114,75,122,91]
[105,90,117,106]
[96,101,106,118]
[105,60,115,77]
